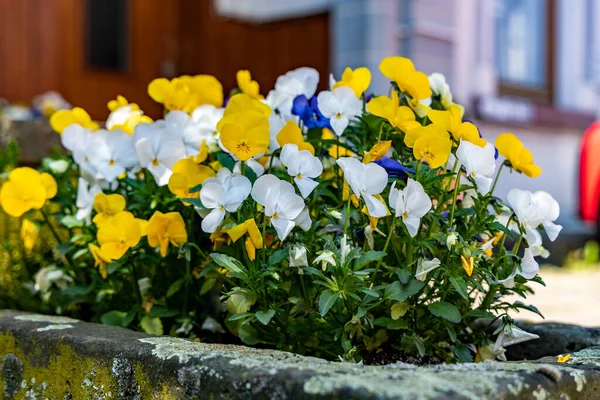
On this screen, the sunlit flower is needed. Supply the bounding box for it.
[313,250,336,271]
[332,67,371,98]
[415,258,441,281]
[494,324,539,352]
[337,157,388,217]
[106,95,152,134]
[191,105,224,151]
[276,120,315,154]
[76,178,102,221]
[223,93,271,118]
[363,141,392,164]
[266,67,319,116]
[134,121,187,186]
[0,167,55,217]
[97,211,142,260]
[21,219,39,251]
[251,174,305,240]
[317,86,362,136]
[200,169,251,233]
[507,189,562,246]
[389,178,432,237]
[291,95,331,129]
[87,129,139,182]
[148,75,223,112]
[280,144,323,198]
[146,211,188,257]
[50,107,98,134]
[408,124,452,168]
[368,92,421,135]
[93,192,126,226]
[429,73,454,109]
[379,56,432,101]
[495,133,541,178]
[428,105,486,147]
[89,244,112,279]
[237,70,262,100]
[168,157,215,204]
[217,110,270,161]
[456,140,496,195]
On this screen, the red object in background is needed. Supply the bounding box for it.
[579,121,600,223]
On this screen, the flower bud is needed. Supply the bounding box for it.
[446,232,458,249]
[289,244,308,268]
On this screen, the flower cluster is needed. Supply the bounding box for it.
[0,58,559,363]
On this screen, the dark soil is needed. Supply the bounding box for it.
[363,348,442,366]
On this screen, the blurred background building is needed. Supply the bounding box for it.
[1,0,599,227]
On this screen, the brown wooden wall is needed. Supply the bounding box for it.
[0,0,330,118]
[0,0,61,102]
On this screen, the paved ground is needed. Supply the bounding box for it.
[507,268,600,327]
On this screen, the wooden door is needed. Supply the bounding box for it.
[57,0,179,119]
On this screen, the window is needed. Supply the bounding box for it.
[85,0,130,72]
[494,0,554,102]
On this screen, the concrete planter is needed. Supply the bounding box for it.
[0,310,599,399]
[0,119,61,165]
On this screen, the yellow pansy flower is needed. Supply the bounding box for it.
[217,110,270,161]
[227,218,263,261]
[411,125,452,168]
[194,141,209,164]
[21,219,39,251]
[276,121,315,154]
[427,105,486,147]
[495,133,542,178]
[460,255,474,277]
[363,141,392,164]
[107,95,136,112]
[168,157,215,204]
[236,70,263,100]
[0,167,54,217]
[97,211,142,260]
[209,226,232,250]
[148,75,223,113]
[379,56,432,101]
[367,91,421,133]
[93,193,126,227]
[50,107,98,134]
[146,211,188,257]
[223,93,271,118]
[333,67,371,98]
[89,244,112,279]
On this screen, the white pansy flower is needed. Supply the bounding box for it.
[106,104,144,131]
[519,247,539,279]
[340,234,352,264]
[200,169,252,233]
[289,244,308,268]
[46,159,69,174]
[336,157,388,218]
[134,121,187,186]
[313,250,336,271]
[34,266,73,293]
[268,67,319,116]
[389,178,432,237]
[317,86,362,136]
[415,258,441,281]
[162,110,205,157]
[191,105,224,152]
[75,177,101,222]
[429,73,453,108]
[294,207,312,231]
[456,140,496,195]
[268,113,286,152]
[61,124,96,174]
[494,324,539,352]
[86,129,138,182]
[251,174,305,241]
[507,189,562,246]
[280,144,323,198]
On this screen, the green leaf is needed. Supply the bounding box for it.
[318,290,340,317]
[217,152,236,171]
[452,344,473,362]
[449,276,469,300]
[106,261,123,275]
[62,285,92,297]
[226,292,256,315]
[446,325,457,342]
[149,305,178,318]
[414,335,426,357]
[188,183,202,193]
[243,165,258,183]
[227,312,254,322]
[428,301,461,323]
[210,253,247,274]
[396,269,412,284]
[384,279,425,302]
[360,288,380,298]
[465,309,495,319]
[355,251,386,269]
[140,316,163,335]
[200,278,217,295]
[180,198,204,207]
[512,301,545,318]
[123,310,136,327]
[100,310,127,327]
[391,302,409,319]
[166,279,184,298]
[238,323,263,345]
[268,249,288,266]
[255,309,276,325]
[60,215,84,228]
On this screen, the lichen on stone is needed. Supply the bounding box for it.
[14,314,78,324]
[35,324,73,332]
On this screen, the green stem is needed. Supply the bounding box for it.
[131,260,144,307]
[480,285,498,310]
[40,209,64,244]
[299,274,310,307]
[448,170,462,228]
[489,164,504,196]
[261,215,268,265]
[415,161,422,180]
[342,195,352,236]
[377,122,384,142]
[371,218,396,283]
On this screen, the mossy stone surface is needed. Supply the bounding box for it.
[0,310,599,399]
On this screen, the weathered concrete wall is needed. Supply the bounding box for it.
[0,310,599,399]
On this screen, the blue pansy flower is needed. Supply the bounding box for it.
[292,95,331,129]
[374,157,414,180]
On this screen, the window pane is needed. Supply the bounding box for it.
[85,0,129,71]
[495,0,546,87]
